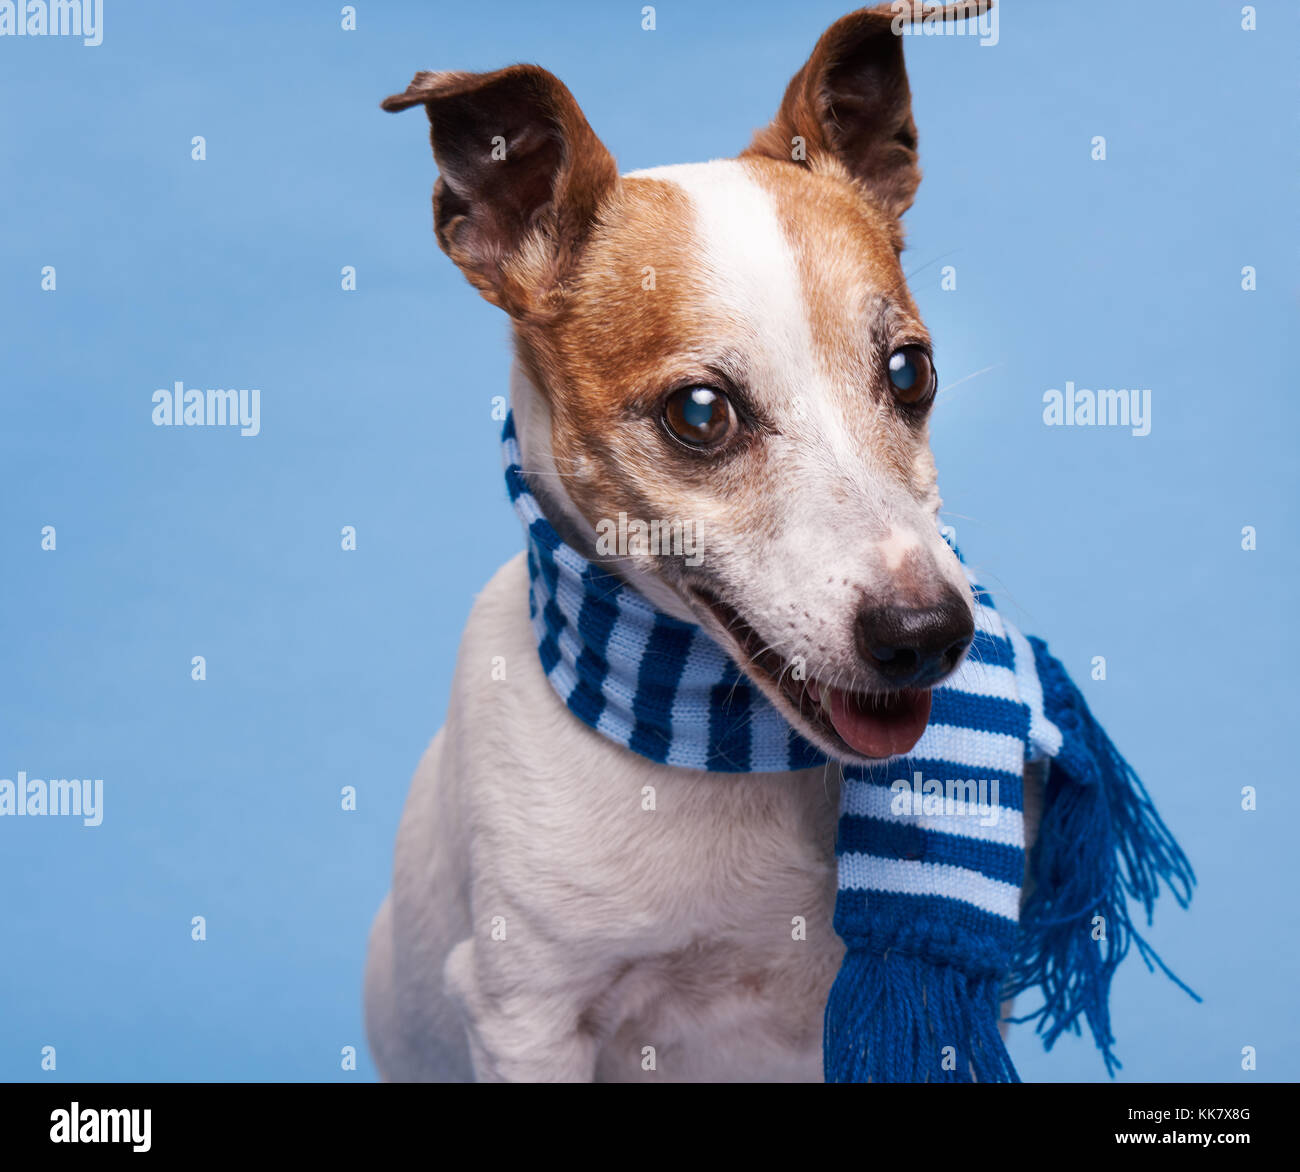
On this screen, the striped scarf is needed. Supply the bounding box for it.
[502,412,1195,1082]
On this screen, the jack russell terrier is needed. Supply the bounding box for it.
[365,0,1070,1082]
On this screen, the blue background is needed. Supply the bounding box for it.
[1,0,1295,1082]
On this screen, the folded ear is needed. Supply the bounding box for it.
[743,1,991,220]
[382,65,619,314]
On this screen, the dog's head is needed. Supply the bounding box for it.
[384,3,989,763]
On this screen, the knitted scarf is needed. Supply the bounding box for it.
[502,412,1196,1082]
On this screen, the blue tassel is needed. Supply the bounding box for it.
[824,947,1020,1083]
[1006,637,1199,1074]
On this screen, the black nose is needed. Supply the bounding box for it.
[855,593,974,688]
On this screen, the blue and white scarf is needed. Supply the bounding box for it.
[502,412,1195,1082]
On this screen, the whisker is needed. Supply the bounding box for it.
[938,363,1001,398]
[887,248,962,300]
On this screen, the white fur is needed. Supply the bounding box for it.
[615,162,972,702]
[878,528,922,571]
[365,161,1039,1083]
[364,551,845,1082]
[630,161,860,475]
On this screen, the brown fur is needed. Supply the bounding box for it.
[382,65,619,316]
[740,2,993,221]
[381,1,980,720]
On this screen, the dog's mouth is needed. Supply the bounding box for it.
[688,587,932,762]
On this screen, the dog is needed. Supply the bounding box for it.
[364,0,1041,1082]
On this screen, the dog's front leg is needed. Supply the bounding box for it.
[443,938,599,1082]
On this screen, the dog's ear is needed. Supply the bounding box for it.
[743,2,990,220]
[382,66,619,315]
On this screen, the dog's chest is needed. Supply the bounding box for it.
[455,553,846,1081]
[581,759,846,1082]
[474,715,847,1079]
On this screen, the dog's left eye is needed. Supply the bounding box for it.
[887,346,935,405]
[663,386,735,448]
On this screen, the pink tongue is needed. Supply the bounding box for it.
[827,687,932,759]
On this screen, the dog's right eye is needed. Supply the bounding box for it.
[663,386,735,449]
[886,346,935,406]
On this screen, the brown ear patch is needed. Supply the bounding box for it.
[516,173,711,422]
[382,65,619,315]
[743,1,992,220]
[509,173,736,536]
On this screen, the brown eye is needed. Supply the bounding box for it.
[887,346,935,404]
[663,386,735,448]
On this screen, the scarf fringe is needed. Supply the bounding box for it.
[824,949,1020,1083]
[1006,636,1199,1075]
